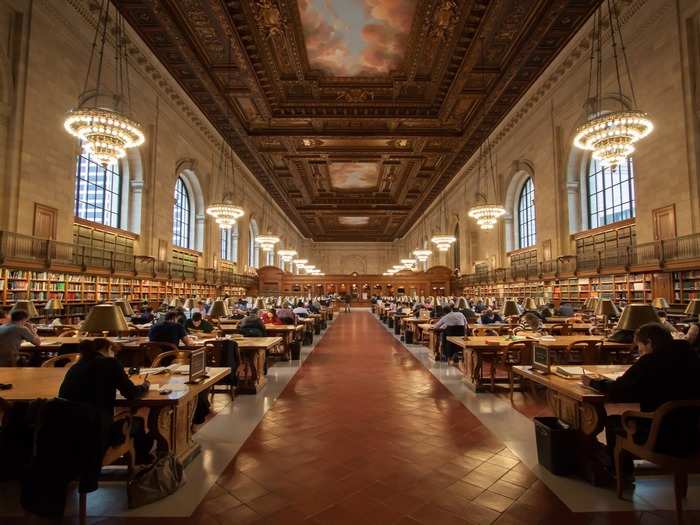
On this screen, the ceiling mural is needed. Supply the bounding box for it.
[329,162,379,190]
[338,216,371,226]
[114,0,602,241]
[298,0,418,76]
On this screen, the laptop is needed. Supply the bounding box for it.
[187,349,208,384]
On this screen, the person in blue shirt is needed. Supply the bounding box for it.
[148,311,194,346]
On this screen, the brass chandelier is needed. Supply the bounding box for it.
[256,194,280,252]
[207,38,245,230]
[467,38,506,230]
[467,142,506,230]
[431,195,456,252]
[64,0,144,166]
[573,0,652,167]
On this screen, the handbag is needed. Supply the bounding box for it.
[127,453,184,508]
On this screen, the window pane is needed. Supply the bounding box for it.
[586,157,635,228]
[517,177,536,249]
[74,153,122,228]
[172,177,191,249]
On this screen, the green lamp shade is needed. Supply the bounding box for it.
[684,299,700,316]
[615,303,661,331]
[82,304,129,334]
[594,298,619,317]
[11,300,39,318]
[502,300,519,317]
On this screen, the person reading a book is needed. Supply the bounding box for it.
[584,323,700,473]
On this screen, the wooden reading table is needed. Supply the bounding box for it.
[0,366,230,465]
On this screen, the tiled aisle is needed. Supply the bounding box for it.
[182,311,686,525]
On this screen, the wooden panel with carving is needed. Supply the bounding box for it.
[115,0,601,240]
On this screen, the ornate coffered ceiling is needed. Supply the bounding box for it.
[114,0,600,241]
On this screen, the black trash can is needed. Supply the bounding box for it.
[388,317,394,328]
[405,330,414,345]
[534,417,576,475]
[394,321,401,335]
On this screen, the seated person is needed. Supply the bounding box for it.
[518,312,543,332]
[585,323,700,466]
[58,339,150,455]
[474,300,486,313]
[0,309,41,366]
[131,306,154,325]
[0,308,9,325]
[185,312,214,333]
[480,308,503,325]
[259,308,274,324]
[539,303,555,319]
[685,322,700,352]
[433,307,468,363]
[148,311,195,346]
[276,303,295,325]
[239,309,266,337]
[557,302,575,317]
[267,309,285,326]
[656,311,679,334]
[293,301,309,318]
[309,301,321,314]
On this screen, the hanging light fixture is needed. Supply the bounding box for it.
[64,0,144,166]
[413,249,431,262]
[431,194,456,252]
[277,249,297,262]
[573,0,652,167]
[468,38,506,230]
[401,258,417,269]
[293,258,307,267]
[256,194,280,252]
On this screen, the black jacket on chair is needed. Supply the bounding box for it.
[20,398,103,517]
[442,325,466,360]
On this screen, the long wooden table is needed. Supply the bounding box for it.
[23,335,284,395]
[511,364,630,483]
[0,366,230,465]
[446,335,632,392]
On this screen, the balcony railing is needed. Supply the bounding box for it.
[0,230,258,287]
[453,232,700,288]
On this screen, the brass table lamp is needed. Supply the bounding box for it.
[684,299,700,317]
[82,304,129,336]
[502,299,519,318]
[615,303,661,331]
[208,300,229,320]
[524,298,537,311]
[10,300,40,318]
[594,299,620,330]
[114,298,135,317]
[652,297,670,310]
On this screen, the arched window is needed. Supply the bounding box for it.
[74,153,122,228]
[587,157,635,228]
[517,177,536,248]
[248,219,260,268]
[220,223,239,262]
[172,177,192,249]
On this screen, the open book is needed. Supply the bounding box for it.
[553,366,587,378]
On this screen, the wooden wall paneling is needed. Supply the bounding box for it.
[33,203,57,239]
[651,272,673,303]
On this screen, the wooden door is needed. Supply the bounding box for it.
[652,204,676,241]
[33,203,57,239]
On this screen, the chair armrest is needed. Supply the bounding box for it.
[621,410,654,437]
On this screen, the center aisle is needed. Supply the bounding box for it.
[194,311,579,525]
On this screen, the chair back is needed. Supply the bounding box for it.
[117,341,178,367]
[647,400,700,458]
[151,349,192,367]
[564,340,600,364]
[41,353,81,368]
[203,339,241,367]
[549,323,572,336]
[472,327,499,337]
[443,325,466,337]
[503,341,532,365]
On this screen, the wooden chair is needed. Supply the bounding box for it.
[117,341,178,367]
[151,349,192,367]
[615,400,700,525]
[547,323,571,336]
[471,327,499,337]
[561,340,600,364]
[203,339,239,400]
[77,411,135,525]
[41,353,81,368]
[496,341,532,393]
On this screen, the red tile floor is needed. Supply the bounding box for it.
[37,312,697,524]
